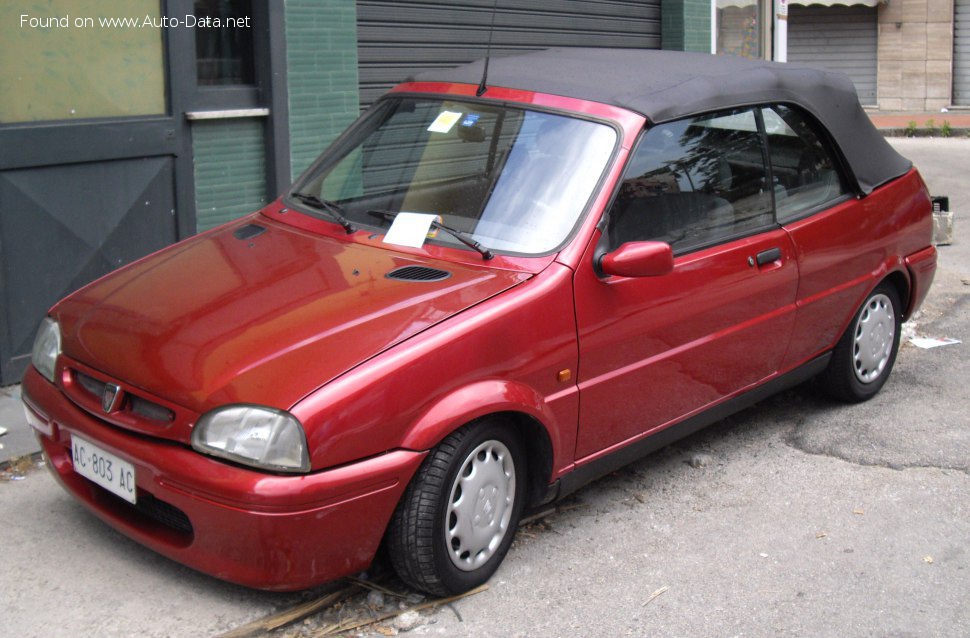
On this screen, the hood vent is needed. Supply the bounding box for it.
[233,224,266,240]
[386,265,452,282]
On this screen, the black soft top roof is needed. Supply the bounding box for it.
[411,48,910,194]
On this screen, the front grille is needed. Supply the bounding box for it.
[73,371,175,425]
[130,396,175,423]
[76,371,106,397]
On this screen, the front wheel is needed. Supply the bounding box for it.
[387,419,526,596]
[819,282,902,402]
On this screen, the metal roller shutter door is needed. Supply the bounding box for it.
[787,5,878,106]
[957,0,970,105]
[357,0,661,108]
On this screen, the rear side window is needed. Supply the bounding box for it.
[607,107,773,254]
[762,105,848,222]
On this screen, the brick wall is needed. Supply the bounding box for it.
[877,0,954,110]
[662,0,712,52]
[286,0,361,179]
[192,118,268,231]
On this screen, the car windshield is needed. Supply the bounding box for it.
[291,97,617,256]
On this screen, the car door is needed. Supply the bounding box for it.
[757,104,866,370]
[573,107,799,459]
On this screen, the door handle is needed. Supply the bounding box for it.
[755,247,782,266]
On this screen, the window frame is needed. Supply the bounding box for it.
[713,0,773,61]
[602,102,854,257]
[603,105,778,257]
[761,103,855,225]
[168,0,270,112]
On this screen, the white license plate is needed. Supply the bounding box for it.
[71,435,137,504]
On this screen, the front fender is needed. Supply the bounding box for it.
[292,262,580,474]
[399,378,561,453]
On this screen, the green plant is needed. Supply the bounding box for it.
[926,119,937,135]
[941,120,952,138]
[905,120,918,137]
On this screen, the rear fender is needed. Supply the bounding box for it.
[829,258,912,345]
[903,245,937,320]
[848,248,932,328]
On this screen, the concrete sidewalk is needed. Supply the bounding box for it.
[0,385,35,466]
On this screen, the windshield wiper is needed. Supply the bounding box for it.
[290,192,356,234]
[367,210,494,260]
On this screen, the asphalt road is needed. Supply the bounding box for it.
[1,138,967,638]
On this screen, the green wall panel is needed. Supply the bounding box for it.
[662,0,712,53]
[286,0,361,179]
[192,118,268,231]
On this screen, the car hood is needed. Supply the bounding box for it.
[54,217,529,413]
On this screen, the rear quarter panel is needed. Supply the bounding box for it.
[780,169,932,370]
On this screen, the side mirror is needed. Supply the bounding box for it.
[599,241,674,278]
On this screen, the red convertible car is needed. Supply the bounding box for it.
[23,49,936,595]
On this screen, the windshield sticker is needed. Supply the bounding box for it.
[383,213,439,248]
[426,215,442,239]
[427,110,462,134]
[461,113,481,127]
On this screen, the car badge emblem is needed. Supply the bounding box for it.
[102,383,123,413]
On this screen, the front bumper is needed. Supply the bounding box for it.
[22,366,425,591]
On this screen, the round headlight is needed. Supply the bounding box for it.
[31,317,61,383]
[191,405,310,473]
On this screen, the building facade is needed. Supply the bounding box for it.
[714,0,966,110]
[0,0,964,383]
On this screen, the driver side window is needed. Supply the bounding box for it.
[607,108,773,254]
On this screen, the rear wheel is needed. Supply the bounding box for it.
[820,282,902,402]
[387,419,526,596]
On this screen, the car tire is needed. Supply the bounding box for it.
[820,282,902,402]
[387,419,526,596]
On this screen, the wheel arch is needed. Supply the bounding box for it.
[824,264,911,356]
[496,410,555,509]
[883,268,912,320]
[818,274,905,402]
[399,380,558,508]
